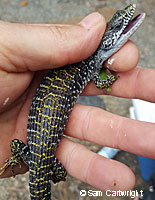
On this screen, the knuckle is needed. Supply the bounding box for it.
[48,26,71,49]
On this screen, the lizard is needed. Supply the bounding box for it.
[0,4,145,200]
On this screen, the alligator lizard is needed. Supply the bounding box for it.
[0,4,145,200]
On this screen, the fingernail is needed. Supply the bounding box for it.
[108,57,115,66]
[79,12,103,30]
[106,57,116,70]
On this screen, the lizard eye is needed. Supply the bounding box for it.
[115,23,122,29]
[114,19,123,29]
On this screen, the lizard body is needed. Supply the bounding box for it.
[0,4,145,200]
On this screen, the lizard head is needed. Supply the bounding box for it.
[101,4,145,50]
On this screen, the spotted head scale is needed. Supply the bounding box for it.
[101,4,136,49]
[93,4,145,69]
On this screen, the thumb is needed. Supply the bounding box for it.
[0,12,105,72]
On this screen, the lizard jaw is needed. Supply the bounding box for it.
[122,13,146,35]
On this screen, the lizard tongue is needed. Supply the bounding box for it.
[123,13,145,34]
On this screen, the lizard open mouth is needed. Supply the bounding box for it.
[123,13,145,34]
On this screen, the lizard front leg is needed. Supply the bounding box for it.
[93,68,117,89]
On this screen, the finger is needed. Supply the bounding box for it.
[65,104,155,159]
[82,67,155,103]
[0,136,135,191]
[55,137,135,191]
[0,12,105,72]
[104,40,139,72]
[109,67,155,102]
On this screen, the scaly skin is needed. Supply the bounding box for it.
[0,4,145,200]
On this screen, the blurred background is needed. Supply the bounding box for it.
[0,0,154,199]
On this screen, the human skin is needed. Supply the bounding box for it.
[0,12,155,192]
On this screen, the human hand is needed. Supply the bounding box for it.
[0,12,155,193]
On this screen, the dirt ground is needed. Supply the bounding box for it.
[0,0,154,199]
